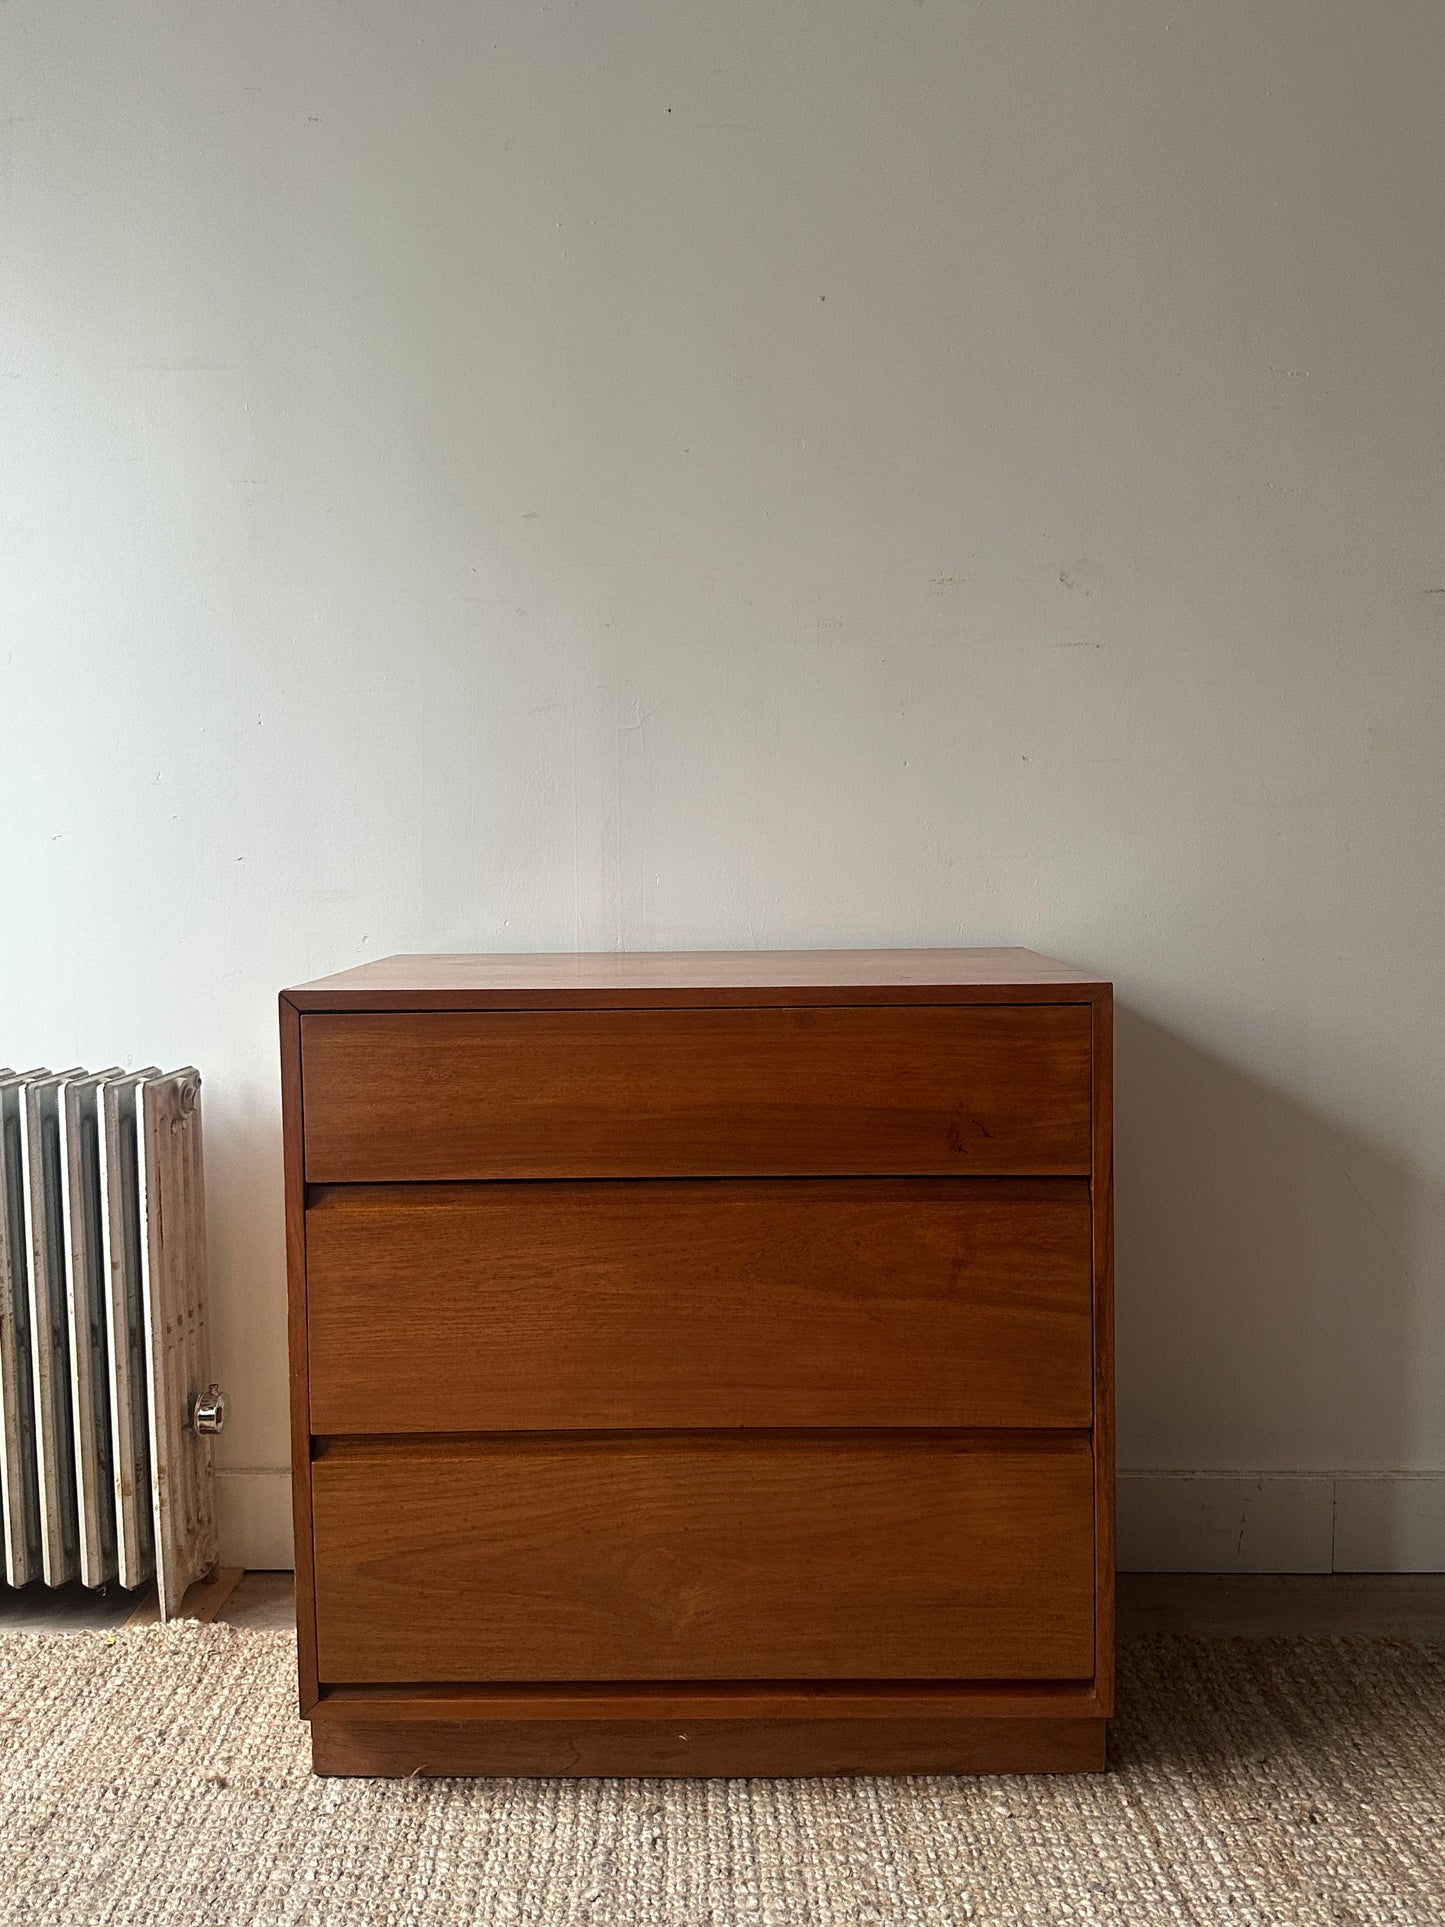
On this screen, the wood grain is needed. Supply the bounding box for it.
[310,1434,1096,1684]
[300,1004,1093,1181]
[1091,984,1116,1714]
[123,1566,242,1628]
[306,1178,1094,1432]
[314,1679,1108,1721]
[279,995,319,1713]
[283,946,1107,1012]
[284,947,1114,1776]
[310,1714,1106,1778]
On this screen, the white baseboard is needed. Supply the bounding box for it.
[214,1469,293,1570]
[1119,1473,1445,1573]
[1331,1476,1445,1573]
[215,1466,1445,1575]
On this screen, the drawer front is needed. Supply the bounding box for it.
[311,1436,1095,1683]
[307,1178,1094,1432]
[300,1005,1093,1180]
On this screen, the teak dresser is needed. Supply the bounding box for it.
[280,948,1113,1777]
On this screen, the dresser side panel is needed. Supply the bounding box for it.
[1091,984,1115,1714]
[281,995,319,1712]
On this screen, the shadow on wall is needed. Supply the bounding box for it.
[1113,1007,1423,1488]
[203,1076,290,1467]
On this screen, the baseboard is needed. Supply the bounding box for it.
[217,1467,1445,1576]
[1119,1473,1445,1573]
[1332,1477,1445,1573]
[214,1469,293,1570]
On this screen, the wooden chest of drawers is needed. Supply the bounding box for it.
[281,948,1113,1776]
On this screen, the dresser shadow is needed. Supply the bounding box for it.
[1113,1007,1428,1559]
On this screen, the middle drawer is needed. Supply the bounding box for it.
[307,1178,1093,1433]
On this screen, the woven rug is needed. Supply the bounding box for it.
[1,1628,1442,1926]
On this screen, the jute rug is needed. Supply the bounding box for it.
[1,1628,1442,1926]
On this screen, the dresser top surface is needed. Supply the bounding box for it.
[282,948,1109,1011]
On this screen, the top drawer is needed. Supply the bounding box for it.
[301,1005,1092,1180]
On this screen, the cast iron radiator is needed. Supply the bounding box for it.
[0,1067,223,1616]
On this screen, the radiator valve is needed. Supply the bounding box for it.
[192,1384,227,1436]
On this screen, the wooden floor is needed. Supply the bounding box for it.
[0,1570,296,1632]
[1117,1572,1445,1638]
[1,1571,1443,1637]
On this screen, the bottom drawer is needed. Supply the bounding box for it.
[311,1435,1095,1684]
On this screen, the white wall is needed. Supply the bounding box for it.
[3,3,1443,1571]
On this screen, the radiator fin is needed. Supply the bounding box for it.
[98,1072,158,1590]
[21,1072,82,1586]
[60,1069,123,1587]
[140,1072,218,1618]
[0,1073,43,1587]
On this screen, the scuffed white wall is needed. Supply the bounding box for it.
[3,3,1443,1567]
